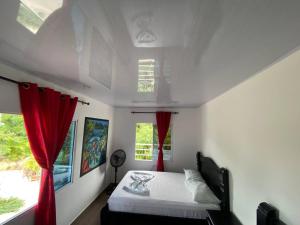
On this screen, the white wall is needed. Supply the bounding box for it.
[112,107,199,180]
[197,50,300,225]
[0,63,114,225]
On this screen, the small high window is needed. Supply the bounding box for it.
[135,123,171,161]
[137,59,155,93]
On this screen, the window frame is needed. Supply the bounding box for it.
[152,124,173,161]
[134,122,173,162]
[0,112,40,224]
[53,120,77,192]
[0,113,77,224]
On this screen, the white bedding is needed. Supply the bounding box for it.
[108,170,220,219]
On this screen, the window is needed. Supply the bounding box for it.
[135,123,171,161]
[153,125,172,161]
[17,0,63,33]
[53,121,76,191]
[0,113,40,224]
[137,59,155,93]
[0,113,74,223]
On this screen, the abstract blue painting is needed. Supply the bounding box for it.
[80,117,109,177]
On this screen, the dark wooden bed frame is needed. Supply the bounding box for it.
[100,152,229,225]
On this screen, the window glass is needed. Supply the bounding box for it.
[135,123,153,160]
[0,113,40,224]
[53,121,76,191]
[0,113,75,223]
[153,125,172,160]
[135,123,172,161]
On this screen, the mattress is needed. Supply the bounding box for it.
[108,170,220,219]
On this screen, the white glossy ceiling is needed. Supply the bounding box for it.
[1,0,300,107]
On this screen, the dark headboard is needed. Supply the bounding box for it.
[196,152,230,212]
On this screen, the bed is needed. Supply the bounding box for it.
[100,152,229,225]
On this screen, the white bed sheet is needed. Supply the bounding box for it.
[108,170,220,219]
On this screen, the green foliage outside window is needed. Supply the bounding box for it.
[55,122,76,166]
[0,113,40,179]
[135,123,171,161]
[23,156,41,181]
[153,125,171,151]
[135,123,153,160]
[0,197,25,215]
[0,114,31,162]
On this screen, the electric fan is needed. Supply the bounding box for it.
[110,149,126,186]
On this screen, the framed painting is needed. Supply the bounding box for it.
[80,117,109,177]
[54,121,76,191]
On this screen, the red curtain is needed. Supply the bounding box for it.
[18,83,78,225]
[156,112,171,172]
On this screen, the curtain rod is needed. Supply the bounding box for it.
[131,111,178,114]
[0,75,90,105]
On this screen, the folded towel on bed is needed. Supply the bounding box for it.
[122,185,150,196]
[130,172,155,182]
[122,172,154,196]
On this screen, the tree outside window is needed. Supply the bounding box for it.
[135,123,172,161]
[0,113,40,223]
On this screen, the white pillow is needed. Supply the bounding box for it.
[184,169,204,182]
[185,179,221,204]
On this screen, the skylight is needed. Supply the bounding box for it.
[17,0,63,34]
[137,59,155,93]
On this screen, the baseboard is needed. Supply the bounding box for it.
[68,183,110,225]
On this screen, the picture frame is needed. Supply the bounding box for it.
[54,121,76,191]
[80,117,109,177]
